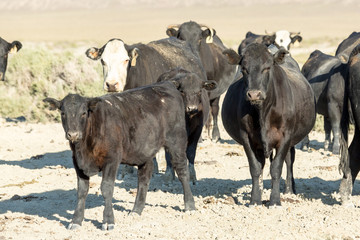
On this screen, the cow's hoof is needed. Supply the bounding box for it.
[268,204,282,209]
[185,202,196,212]
[67,223,81,230]
[102,223,115,231]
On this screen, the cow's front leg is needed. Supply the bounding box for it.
[269,142,290,207]
[100,160,119,231]
[132,159,154,215]
[68,175,89,230]
[243,139,265,206]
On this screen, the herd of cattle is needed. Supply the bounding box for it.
[1,21,360,230]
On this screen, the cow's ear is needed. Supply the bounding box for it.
[291,35,302,44]
[130,48,139,67]
[9,41,22,53]
[88,98,102,112]
[223,49,242,65]
[202,28,216,43]
[274,48,288,64]
[263,35,275,46]
[203,80,217,91]
[166,28,178,37]
[86,47,102,60]
[43,98,62,111]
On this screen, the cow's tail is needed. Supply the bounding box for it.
[338,59,351,176]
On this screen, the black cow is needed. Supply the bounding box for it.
[222,44,316,207]
[336,32,360,62]
[0,37,22,81]
[166,21,240,142]
[86,37,206,92]
[43,82,196,230]
[300,50,347,154]
[339,44,360,206]
[238,30,302,55]
[157,68,217,184]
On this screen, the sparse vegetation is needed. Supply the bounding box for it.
[0,42,105,122]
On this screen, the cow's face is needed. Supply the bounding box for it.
[86,39,130,92]
[44,94,101,142]
[163,69,216,115]
[223,44,288,106]
[166,21,215,48]
[274,30,302,50]
[0,38,22,81]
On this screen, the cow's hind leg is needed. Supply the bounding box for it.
[168,148,195,211]
[100,160,119,231]
[284,147,296,194]
[68,175,89,230]
[324,117,332,151]
[132,159,154,215]
[350,129,360,184]
[210,97,220,142]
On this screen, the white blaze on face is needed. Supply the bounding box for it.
[101,40,129,92]
[275,30,292,50]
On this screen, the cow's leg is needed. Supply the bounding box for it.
[68,174,89,230]
[299,135,310,151]
[163,149,176,184]
[132,159,154,215]
[187,125,203,185]
[243,139,265,206]
[284,147,296,194]
[328,110,341,155]
[324,117,332,151]
[168,147,196,211]
[100,160,119,231]
[269,142,290,207]
[210,97,220,142]
[350,129,360,183]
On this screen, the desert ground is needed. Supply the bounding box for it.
[1,1,360,240]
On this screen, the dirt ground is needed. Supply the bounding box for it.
[1,1,360,240]
[0,111,359,240]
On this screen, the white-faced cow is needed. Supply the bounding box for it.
[157,68,217,184]
[43,81,196,230]
[0,37,22,81]
[238,30,302,55]
[166,21,240,142]
[85,37,206,92]
[222,44,315,207]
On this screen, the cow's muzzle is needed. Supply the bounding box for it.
[247,90,264,104]
[104,82,120,92]
[66,131,81,142]
[186,105,199,116]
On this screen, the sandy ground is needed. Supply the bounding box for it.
[1,1,360,240]
[0,113,359,240]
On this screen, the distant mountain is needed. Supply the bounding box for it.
[0,0,356,11]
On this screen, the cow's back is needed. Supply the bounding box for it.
[97,82,186,164]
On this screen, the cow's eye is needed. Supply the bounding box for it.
[81,112,87,118]
[101,59,106,66]
[124,59,129,64]
[61,112,65,117]
[242,67,248,75]
[262,67,270,73]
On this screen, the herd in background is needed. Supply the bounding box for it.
[1,21,360,230]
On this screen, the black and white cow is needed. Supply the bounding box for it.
[0,37,22,81]
[222,44,315,207]
[43,81,196,230]
[166,21,240,141]
[238,30,302,55]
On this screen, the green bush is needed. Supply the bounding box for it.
[1,42,105,122]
